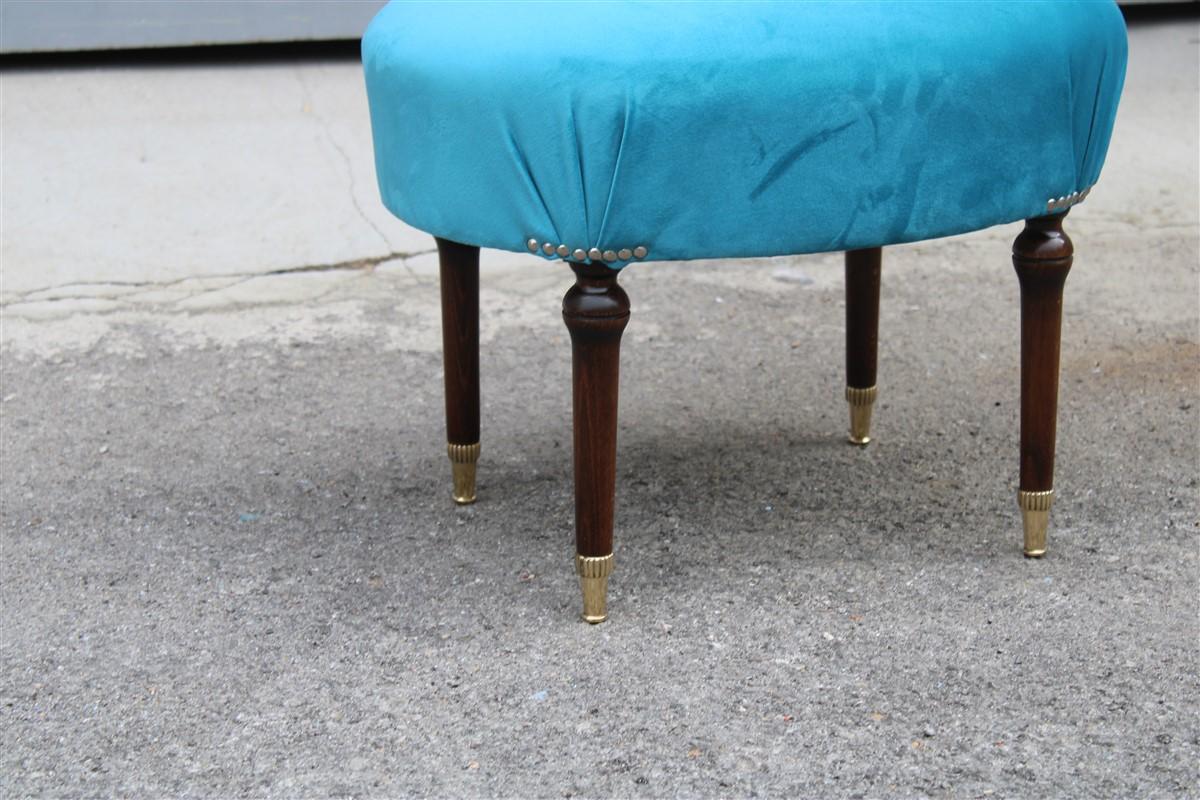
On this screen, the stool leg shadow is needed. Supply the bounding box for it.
[436,238,481,504]
[1012,211,1073,557]
[562,261,630,623]
[845,247,882,445]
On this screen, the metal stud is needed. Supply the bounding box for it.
[532,239,652,261]
[1046,185,1094,214]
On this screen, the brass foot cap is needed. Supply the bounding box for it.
[447,442,480,505]
[1019,489,1054,557]
[846,385,877,446]
[576,553,614,624]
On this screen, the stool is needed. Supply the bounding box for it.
[362,1,1128,622]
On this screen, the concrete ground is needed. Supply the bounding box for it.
[2,13,1197,800]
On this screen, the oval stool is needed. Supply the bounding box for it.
[362,1,1128,622]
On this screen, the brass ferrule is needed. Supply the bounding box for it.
[845,385,877,446]
[1018,489,1054,557]
[447,442,480,505]
[575,553,614,624]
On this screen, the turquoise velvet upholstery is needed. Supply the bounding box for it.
[363,1,1126,268]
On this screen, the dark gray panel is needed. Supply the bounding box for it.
[1,0,387,54]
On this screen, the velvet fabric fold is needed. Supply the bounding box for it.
[363,1,1126,268]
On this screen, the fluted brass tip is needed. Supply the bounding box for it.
[447,442,481,505]
[1019,489,1054,557]
[845,385,877,446]
[575,553,614,624]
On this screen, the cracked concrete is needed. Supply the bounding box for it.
[0,57,453,299]
[2,14,1199,800]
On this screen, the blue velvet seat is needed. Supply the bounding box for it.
[361,1,1128,623]
[364,1,1125,266]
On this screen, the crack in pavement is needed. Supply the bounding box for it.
[1,249,437,309]
[291,65,430,289]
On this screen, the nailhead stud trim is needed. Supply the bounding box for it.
[1046,186,1092,213]
[524,238,650,264]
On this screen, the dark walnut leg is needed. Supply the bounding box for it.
[436,237,480,504]
[1012,212,1073,557]
[845,247,882,445]
[562,261,630,623]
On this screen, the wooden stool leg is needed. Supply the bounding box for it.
[436,238,480,504]
[1012,212,1073,556]
[562,262,630,623]
[845,247,882,445]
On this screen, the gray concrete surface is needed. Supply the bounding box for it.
[2,15,1198,800]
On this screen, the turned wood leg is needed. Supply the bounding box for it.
[562,261,630,623]
[436,237,480,504]
[845,247,882,445]
[1012,212,1073,557]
